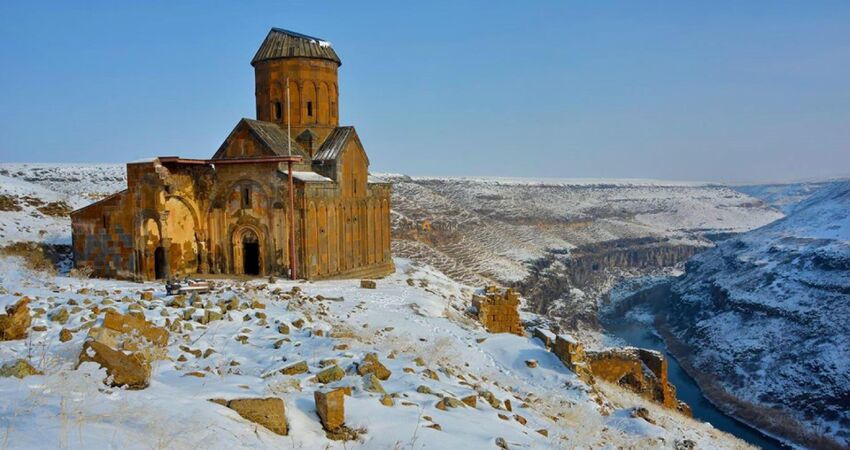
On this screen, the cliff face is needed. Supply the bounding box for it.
[668,181,850,448]
[518,239,705,333]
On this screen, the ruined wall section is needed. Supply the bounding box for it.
[71,189,136,278]
[472,286,524,336]
[536,327,691,415]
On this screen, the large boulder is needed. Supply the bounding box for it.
[211,398,288,435]
[0,297,31,341]
[77,311,168,389]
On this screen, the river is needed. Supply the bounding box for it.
[601,285,792,450]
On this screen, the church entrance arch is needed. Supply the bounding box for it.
[232,226,265,276]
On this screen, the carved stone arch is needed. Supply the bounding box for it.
[306,201,318,277]
[302,80,317,125]
[318,201,328,276]
[230,221,268,276]
[381,199,390,263]
[367,199,375,265]
[288,78,301,124]
[318,81,330,123]
[164,195,202,235]
[328,202,338,274]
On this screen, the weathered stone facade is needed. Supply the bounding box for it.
[71,28,394,281]
[472,286,524,335]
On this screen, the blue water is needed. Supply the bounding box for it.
[603,318,791,450]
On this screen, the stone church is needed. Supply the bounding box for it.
[71,28,394,281]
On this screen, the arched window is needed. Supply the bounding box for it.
[307,101,313,117]
[273,102,282,121]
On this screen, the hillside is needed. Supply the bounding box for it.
[0,253,752,448]
[669,181,850,448]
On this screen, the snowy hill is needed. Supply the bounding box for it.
[669,181,850,448]
[0,256,754,449]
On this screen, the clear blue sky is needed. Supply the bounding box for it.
[1,1,848,184]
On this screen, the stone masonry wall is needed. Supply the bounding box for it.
[472,286,524,336]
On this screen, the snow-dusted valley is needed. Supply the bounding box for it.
[1,163,847,449]
[667,181,850,449]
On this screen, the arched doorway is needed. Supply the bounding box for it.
[241,229,260,276]
[154,247,166,279]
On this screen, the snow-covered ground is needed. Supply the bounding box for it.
[0,257,752,449]
[670,181,850,448]
[0,164,124,245]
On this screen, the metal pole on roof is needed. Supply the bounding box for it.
[286,77,298,280]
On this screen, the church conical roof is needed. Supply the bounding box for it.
[251,28,341,66]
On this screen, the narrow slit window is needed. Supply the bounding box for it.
[273,102,282,120]
[307,101,313,117]
[242,187,252,208]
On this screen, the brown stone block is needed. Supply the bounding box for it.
[315,388,345,431]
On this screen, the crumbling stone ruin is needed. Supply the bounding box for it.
[472,286,524,336]
[536,327,691,415]
[587,347,691,416]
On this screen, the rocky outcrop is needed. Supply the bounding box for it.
[77,311,169,389]
[0,297,31,340]
[472,286,524,336]
[211,397,288,436]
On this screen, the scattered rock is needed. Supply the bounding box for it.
[212,397,288,435]
[362,373,386,393]
[422,369,439,380]
[356,353,391,380]
[0,359,41,378]
[536,429,548,437]
[77,311,169,389]
[461,395,477,408]
[360,279,376,289]
[496,437,509,449]
[280,361,308,375]
[416,385,432,394]
[675,439,696,450]
[631,407,655,424]
[59,328,73,342]
[278,323,290,334]
[317,365,345,384]
[292,318,305,329]
[426,423,442,431]
[380,394,394,406]
[524,359,538,368]
[0,297,31,340]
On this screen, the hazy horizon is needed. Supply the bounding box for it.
[1,1,849,185]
